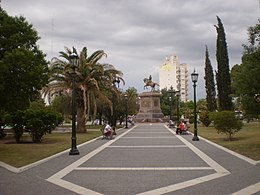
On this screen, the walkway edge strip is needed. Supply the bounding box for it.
[230,181,260,195]
[75,167,213,171]
[121,137,177,138]
[136,173,227,195]
[48,178,102,195]
[107,145,187,148]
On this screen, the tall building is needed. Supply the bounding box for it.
[159,54,188,102]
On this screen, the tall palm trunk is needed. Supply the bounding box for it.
[76,99,86,133]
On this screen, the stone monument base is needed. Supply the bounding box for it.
[135,91,164,123]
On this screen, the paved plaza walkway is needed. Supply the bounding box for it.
[0,123,260,194]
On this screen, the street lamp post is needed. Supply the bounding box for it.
[169,96,172,121]
[176,90,180,122]
[112,78,120,135]
[191,69,199,141]
[69,51,80,155]
[125,94,128,129]
[168,86,176,121]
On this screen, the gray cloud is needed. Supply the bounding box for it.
[2,0,259,99]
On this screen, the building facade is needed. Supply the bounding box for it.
[159,54,188,102]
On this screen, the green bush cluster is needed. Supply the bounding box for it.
[25,109,63,142]
[8,109,63,143]
[199,111,211,127]
[209,111,243,141]
[0,110,7,138]
[189,115,194,124]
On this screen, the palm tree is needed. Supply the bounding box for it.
[125,87,139,115]
[43,47,123,132]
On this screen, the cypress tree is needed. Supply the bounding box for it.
[204,45,217,112]
[215,16,232,111]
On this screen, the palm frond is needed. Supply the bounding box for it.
[88,50,107,64]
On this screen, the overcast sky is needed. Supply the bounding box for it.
[2,0,259,99]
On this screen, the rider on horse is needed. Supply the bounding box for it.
[143,75,159,91]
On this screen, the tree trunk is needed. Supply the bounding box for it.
[76,104,86,133]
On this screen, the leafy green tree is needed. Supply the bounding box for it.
[215,16,232,111]
[96,86,122,125]
[179,101,194,119]
[0,8,48,112]
[160,88,171,117]
[98,87,137,127]
[125,87,139,115]
[90,63,124,126]
[231,20,260,120]
[160,87,182,121]
[197,99,207,112]
[231,64,242,96]
[243,19,260,54]
[204,45,217,112]
[95,89,112,124]
[210,111,243,141]
[113,91,126,125]
[50,95,71,122]
[29,99,46,110]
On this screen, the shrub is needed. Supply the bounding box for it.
[199,111,212,127]
[209,111,243,141]
[0,110,9,139]
[0,126,6,138]
[189,115,194,124]
[10,110,25,143]
[24,109,63,143]
[8,109,63,143]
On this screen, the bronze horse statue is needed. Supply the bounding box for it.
[143,78,159,91]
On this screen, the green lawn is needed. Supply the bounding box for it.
[0,130,101,167]
[190,122,260,161]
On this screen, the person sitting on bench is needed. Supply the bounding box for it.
[168,120,175,128]
[177,120,185,134]
[104,122,113,139]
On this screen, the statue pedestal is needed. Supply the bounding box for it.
[135,92,164,122]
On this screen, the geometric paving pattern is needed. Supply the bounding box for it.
[47,124,231,194]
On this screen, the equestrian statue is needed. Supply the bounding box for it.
[143,75,159,91]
